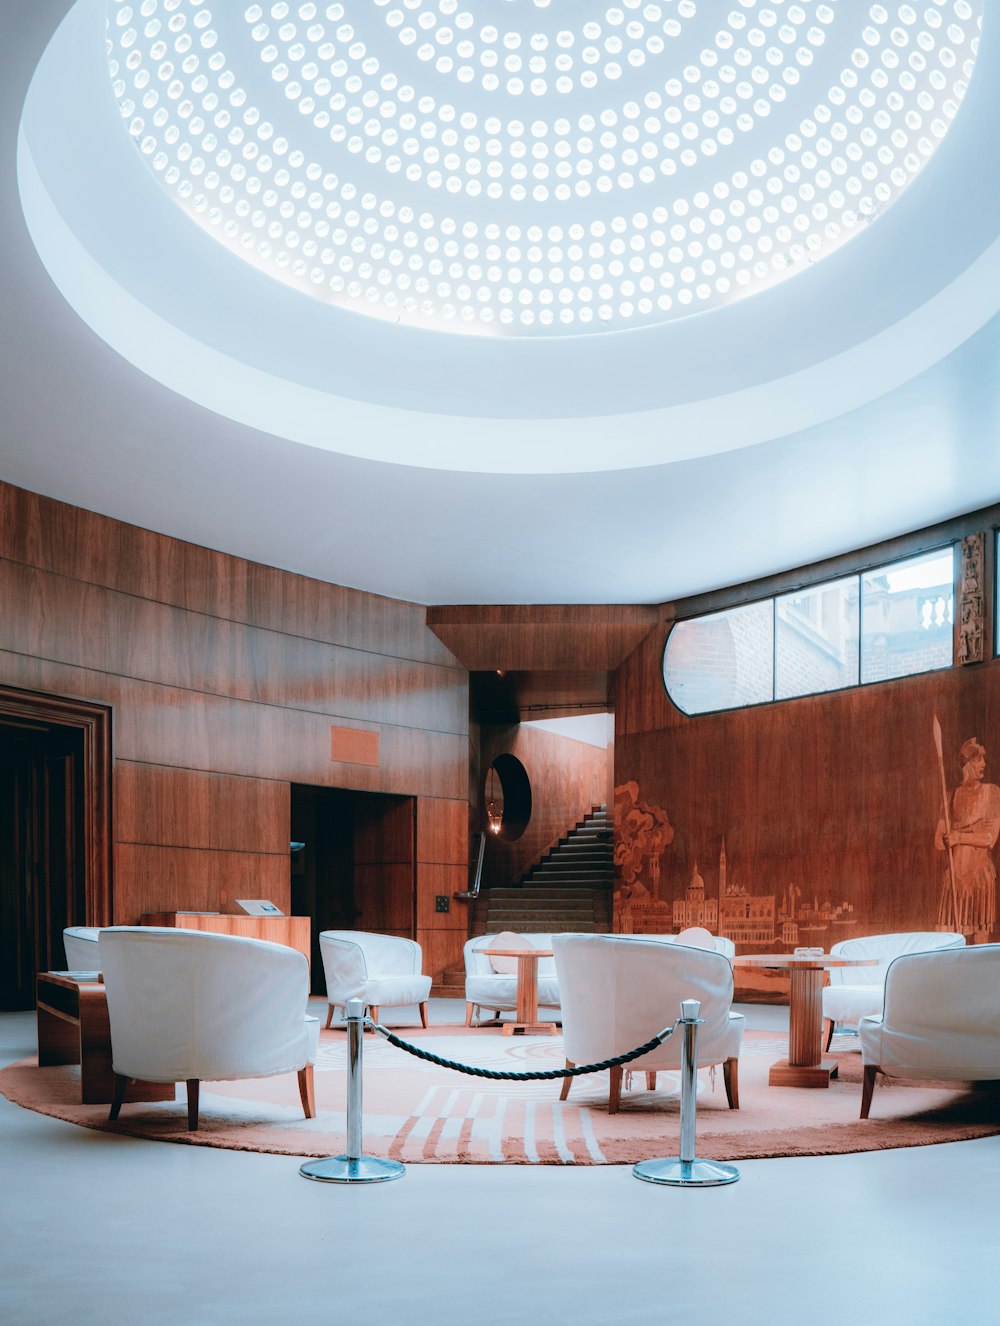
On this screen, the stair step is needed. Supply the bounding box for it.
[479,804,615,940]
[490,887,604,900]
[526,866,612,878]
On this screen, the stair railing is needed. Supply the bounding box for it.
[453,831,486,901]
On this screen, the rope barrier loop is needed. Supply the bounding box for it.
[364,1015,681,1081]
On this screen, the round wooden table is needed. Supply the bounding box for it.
[733,953,877,1087]
[485,949,559,1037]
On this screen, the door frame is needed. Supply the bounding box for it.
[0,685,112,924]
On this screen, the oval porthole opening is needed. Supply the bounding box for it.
[485,754,532,843]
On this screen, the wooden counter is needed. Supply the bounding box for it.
[141,913,312,974]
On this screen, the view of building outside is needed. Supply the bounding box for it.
[663,601,772,715]
[776,575,860,700]
[861,550,954,684]
[664,548,954,715]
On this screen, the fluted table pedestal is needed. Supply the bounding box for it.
[734,953,877,1087]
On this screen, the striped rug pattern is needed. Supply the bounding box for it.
[2,1027,998,1164]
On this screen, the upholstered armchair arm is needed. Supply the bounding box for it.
[319,936,369,1002]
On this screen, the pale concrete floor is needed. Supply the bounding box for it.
[2,1000,998,1326]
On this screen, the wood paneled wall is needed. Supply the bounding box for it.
[613,510,1000,992]
[0,483,470,981]
[480,724,611,889]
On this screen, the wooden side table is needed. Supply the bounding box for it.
[36,972,173,1106]
[734,953,878,1086]
[486,949,559,1037]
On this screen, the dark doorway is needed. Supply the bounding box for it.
[0,723,85,1008]
[0,687,112,1011]
[290,785,416,991]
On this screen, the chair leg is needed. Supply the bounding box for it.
[723,1057,739,1110]
[418,1001,429,1029]
[186,1079,200,1131]
[108,1072,128,1121]
[645,1072,657,1091]
[609,1066,623,1114]
[324,1003,334,1030]
[367,1005,378,1030]
[298,1064,316,1119]
[465,1002,476,1027]
[823,1018,834,1052]
[559,1060,575,1101]
[860,1064,878,1119]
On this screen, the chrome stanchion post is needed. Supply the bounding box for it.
[300,999,405,1184]
[632,998,740,1188]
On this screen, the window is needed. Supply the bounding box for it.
[664,547,954,716]
[861,549,953,685]
[664,603,773,716]
[776,576,859,701]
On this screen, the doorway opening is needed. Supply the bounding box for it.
[0,686,112,1010]
[290,785,416,990]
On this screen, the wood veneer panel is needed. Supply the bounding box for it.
[113,844,290,923]
[115,764,289,854]
[427,604,659,671]
[0,653,468,797]
[354,798,414,865]
[0,560,467,734]
[417,927,468,983]
[353,864,414,934]
[416,865,469,930]
[141,913,311,968]
[0,482,458,668]
[613,643,1000,947]
[416,797,469,865]
[481,724,610,889]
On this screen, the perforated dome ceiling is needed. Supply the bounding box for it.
[108,0,982,337]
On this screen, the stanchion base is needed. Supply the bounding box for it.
[300,1154,406,1184]
[632,1157,740,1187]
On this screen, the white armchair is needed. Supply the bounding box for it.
[858,943,1000,1117]
[463,930,734,1029]
[63,926,103,970]
[464,932,561,1028]
[98,927,319,1130]
[552,933,745,1114]
[319,930,431,1029]
[633,930,736,960]
[822,931,965,1049]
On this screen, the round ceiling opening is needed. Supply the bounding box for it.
[107,0,982,339]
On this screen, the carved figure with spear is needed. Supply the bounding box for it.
[933,717,1000,942]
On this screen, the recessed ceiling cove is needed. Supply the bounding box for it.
[17,0,1000,473]
[108,0,981,337]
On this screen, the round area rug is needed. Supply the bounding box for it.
[2,1027,998,1165]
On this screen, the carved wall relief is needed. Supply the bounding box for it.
[956,532,985,665]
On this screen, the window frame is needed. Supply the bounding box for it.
[662,543,956,718]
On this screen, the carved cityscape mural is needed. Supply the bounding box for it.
[613,715,1000,952]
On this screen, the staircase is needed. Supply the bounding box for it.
[476,804,614,933]
[432,805,614,997]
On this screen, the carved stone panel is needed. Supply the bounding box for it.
[957,533,985,666]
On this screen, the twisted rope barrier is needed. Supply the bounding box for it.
[367,1016,679,1080]
[300,997,739,1187]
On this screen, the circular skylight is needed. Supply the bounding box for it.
[106,0,982,338]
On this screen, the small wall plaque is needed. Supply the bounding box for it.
[331,725,380,766]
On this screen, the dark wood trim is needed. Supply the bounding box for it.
[0,685,112,925]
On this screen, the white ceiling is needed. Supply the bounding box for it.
[3,1,1000,607]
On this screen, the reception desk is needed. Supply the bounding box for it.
[140,913,312,974]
